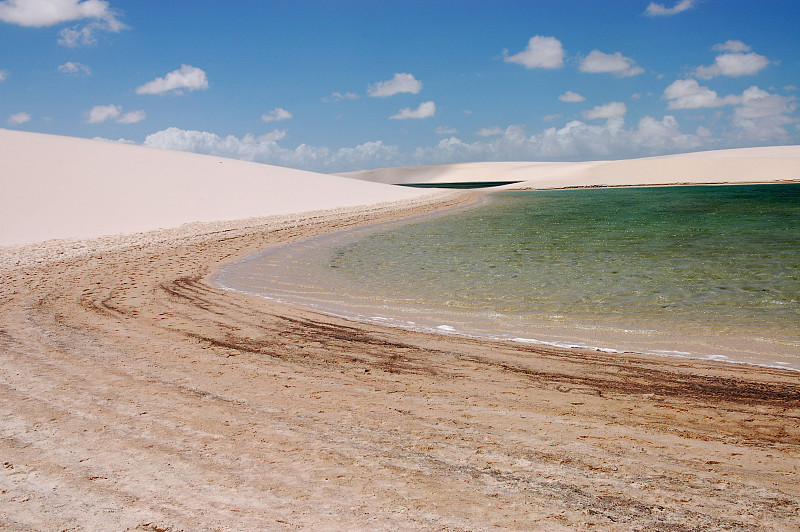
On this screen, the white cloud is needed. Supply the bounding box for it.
[261,107,292,123]
[258,129,286,142]
[325,91,359,102]
[136,64,208,95]
[435,126,458,135]
[116,109,145,124]
[0,69,7,82]
[413,118,706,164]
[86,104,120,123]
[583,102,627,120]
[663,79,741,109]
[476,126,504,137]
[695,52,769,79]
[367,73,422,97]
[645,0,695,16]
[390,101,435,120]
[712,40,751,53]
[732,86,797,140]
[8,112,31,124]
[504,36,564,69]
[57,61,90,75]
[579,50,644,77]
[0,0,121,27]
[143,126,402,173]
[0,0,128,47]
[663,81,797,139]
[86,104,145,124]
[559,91,585,102]
[137,103,796,173]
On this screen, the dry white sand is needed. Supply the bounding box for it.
[0,129,434,246]
[339,145,800,189]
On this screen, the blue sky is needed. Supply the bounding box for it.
[1,0,798,172]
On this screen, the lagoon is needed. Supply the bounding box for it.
[216,184,800,370]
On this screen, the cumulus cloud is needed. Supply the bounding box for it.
[57,61,90,75]
[116,109,145,124]
[713,40,751,53]
[86,104,120,123]
[143,126,402,173]
[503,36,564,69]
[261,107,292,123]
[559,91,585,102]
[413,118,706,164]
[579,50,644,77]
[435,126,458,135]
[136,64,208,95]
[663,81,797,140]
[0,0,128,46]
[663,79,741,109]
[136,102,796,173]
[0,0,121,26]
[390,101,435,120]
[583,102,627,120]
[645,0,695,16]
[476,126,504,137]
[325,91,359,102]
[695,50,769,79]
[258,129,287,142]
[732,86,797,140]
[8,111,31,124]
[86,104,144,123]
[368,73,422,97]
[0,69,7,82]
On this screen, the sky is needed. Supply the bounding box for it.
[1,0,799,173]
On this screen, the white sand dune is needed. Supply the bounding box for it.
[0,129,433,246]
[338,145,800,189]
[3,129,798,247]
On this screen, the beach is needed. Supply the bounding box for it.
[2,131,799,530]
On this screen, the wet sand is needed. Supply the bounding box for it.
[2,192,798,531]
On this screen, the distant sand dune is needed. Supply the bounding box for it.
[338,145,800,189]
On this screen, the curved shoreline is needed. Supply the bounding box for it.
[215,184,800,374]
[2,190,799,529]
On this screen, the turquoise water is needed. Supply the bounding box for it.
[216,184,800,370]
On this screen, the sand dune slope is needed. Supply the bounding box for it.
[338,145,800,189]
[0,129,431,246]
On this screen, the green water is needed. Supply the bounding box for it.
[217,184,800,370]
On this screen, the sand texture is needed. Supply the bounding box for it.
[2,195,799,530]
[1,132,799,529]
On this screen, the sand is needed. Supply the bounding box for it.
[1,131,799,530]
[339,145,800,190]
[0,129,434,246]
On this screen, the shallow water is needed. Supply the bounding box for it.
[216,184,800,371]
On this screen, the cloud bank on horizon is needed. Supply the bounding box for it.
[1,0,798,172]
